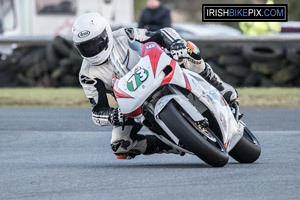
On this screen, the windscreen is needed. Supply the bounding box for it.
[110,40,142,78]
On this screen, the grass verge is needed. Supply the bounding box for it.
[0,87,299,108]
[238,87,300,108]
[0,88,116,107]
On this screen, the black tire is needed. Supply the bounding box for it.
[159,102,229,167]
[243,45,283,61]
[52,36,72,58]
[61,75,79,86]
[286,47,300,65]
[10,50,32,73]
[0,71,16,86]
[200,46,242,59]
[207,61,227,78]
[260,77,277,87]
[59,58,73,72]
[242,72,261,86]
[272,65,300,83]
[223,75,242,87]
[0,56,12,72]
[46,43,59,70]
[218,55,245,66]
[16,73,31,86]
[225,65,250,78]
[229,127,261,163]
[293,78,300,87]
[250,61,284,75]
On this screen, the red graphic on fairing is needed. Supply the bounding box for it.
[142,43,163,77]
[142,42,190,90]
[115,42,189,117]
[160,59,176,86]
[113,79,133,99]
[123,106,142,117]
[183,72,192,91]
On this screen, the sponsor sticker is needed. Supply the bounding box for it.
[78,30,90,38]
[145,44,156,50]
[127,67,149,91]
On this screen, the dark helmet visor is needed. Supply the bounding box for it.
[75,29,109,58]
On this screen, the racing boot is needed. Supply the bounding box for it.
[200,63,239,104]
[143,135,181,155]
[111,122,180,159]
[111,125,147,159]
[113,135,180,159]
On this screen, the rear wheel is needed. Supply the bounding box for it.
[229,127,261,163]
[159,101,229,167]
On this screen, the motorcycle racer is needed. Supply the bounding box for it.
[72,12,238,159]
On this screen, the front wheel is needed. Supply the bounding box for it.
[229,127,261,163]
[159,101,229,167]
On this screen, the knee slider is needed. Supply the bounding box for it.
[111,139,131,153]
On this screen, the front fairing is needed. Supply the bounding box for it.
[112,42,187,116]
[114,53,170,115]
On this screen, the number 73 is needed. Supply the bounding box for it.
[127,68,149,91]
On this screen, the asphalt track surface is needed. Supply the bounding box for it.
[1,108,300,200]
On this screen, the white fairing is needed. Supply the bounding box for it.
[116,52,185,114]
[115,48,243,152]
[182,69,244,151]
[153,94,206,155]
[154,94,205,122]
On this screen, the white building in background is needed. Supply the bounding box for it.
[0,0,134,36]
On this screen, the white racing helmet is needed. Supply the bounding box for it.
[72,12,113,65]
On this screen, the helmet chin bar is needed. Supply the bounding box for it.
[83,32,113,66]
[84,51,109,66]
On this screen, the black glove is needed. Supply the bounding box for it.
[170,39,188,61]
[109,108,125,126]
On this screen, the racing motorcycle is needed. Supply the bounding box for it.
[111,41,261,167]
